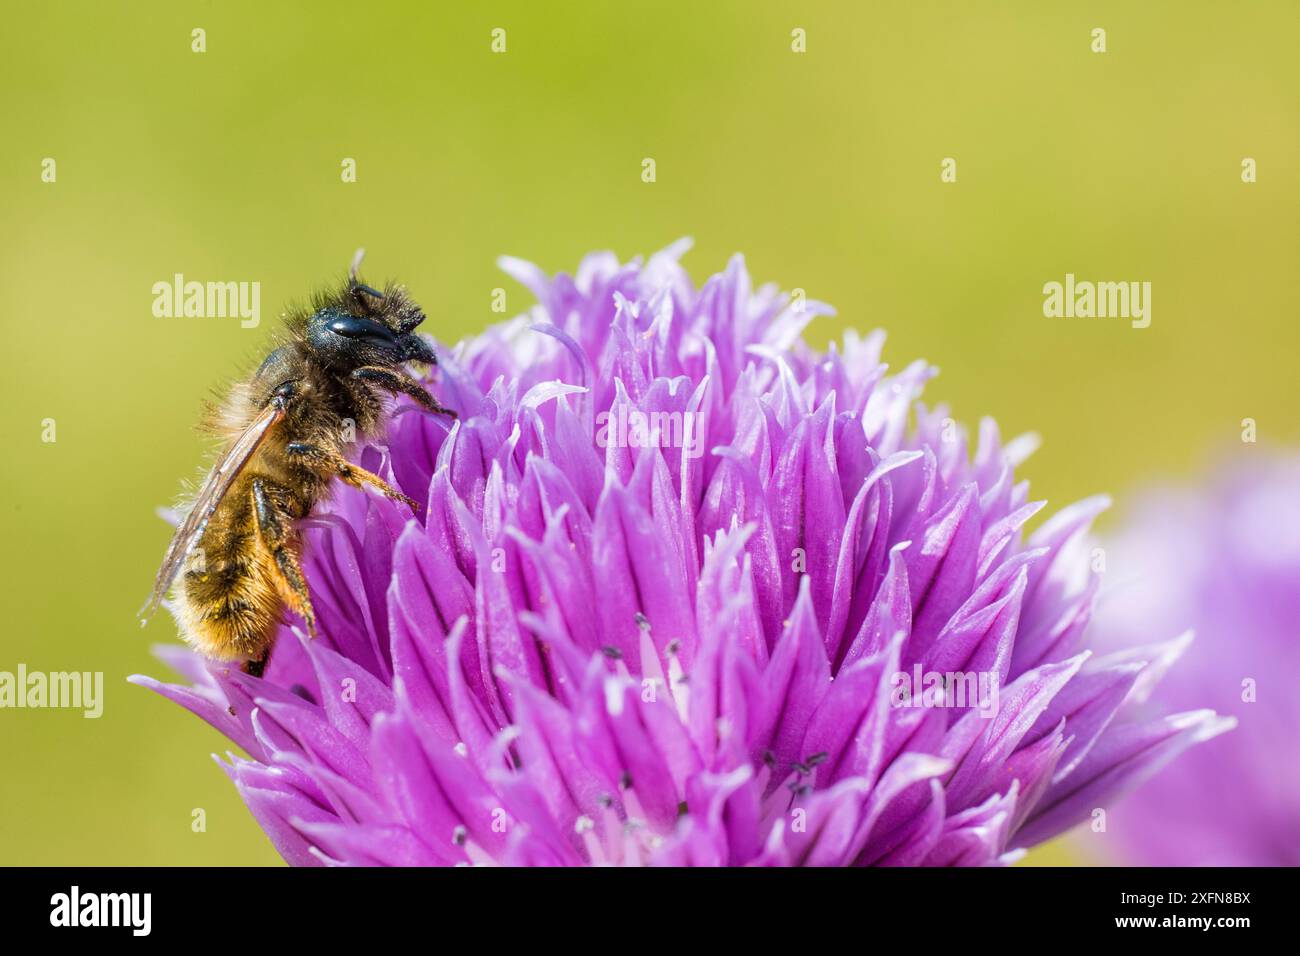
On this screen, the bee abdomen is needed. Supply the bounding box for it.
[176,523,282,663]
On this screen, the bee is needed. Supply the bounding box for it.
[142,251,456,676]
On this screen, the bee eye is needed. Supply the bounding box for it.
[327,315,396,345]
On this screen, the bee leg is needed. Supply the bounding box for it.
[251,478,317,638]
[285,442,420,513]
[351,365,458,419]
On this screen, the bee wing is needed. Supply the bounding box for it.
[140,400,286,617]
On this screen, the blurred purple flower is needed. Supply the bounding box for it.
[133,242,1229,866]
[1088,457,1299,866]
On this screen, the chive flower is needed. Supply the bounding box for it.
[133,242,1229,866]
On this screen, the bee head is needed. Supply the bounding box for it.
[302,265,437,370]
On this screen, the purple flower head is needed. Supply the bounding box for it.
[1089,457,1300,866]
[133,242,1230,866]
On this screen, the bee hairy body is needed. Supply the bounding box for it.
[148,265,455,675]
[176,357,352,662]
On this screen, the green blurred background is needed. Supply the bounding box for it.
[1,1,1296,865]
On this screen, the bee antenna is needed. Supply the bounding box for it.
[348,247,385,302]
